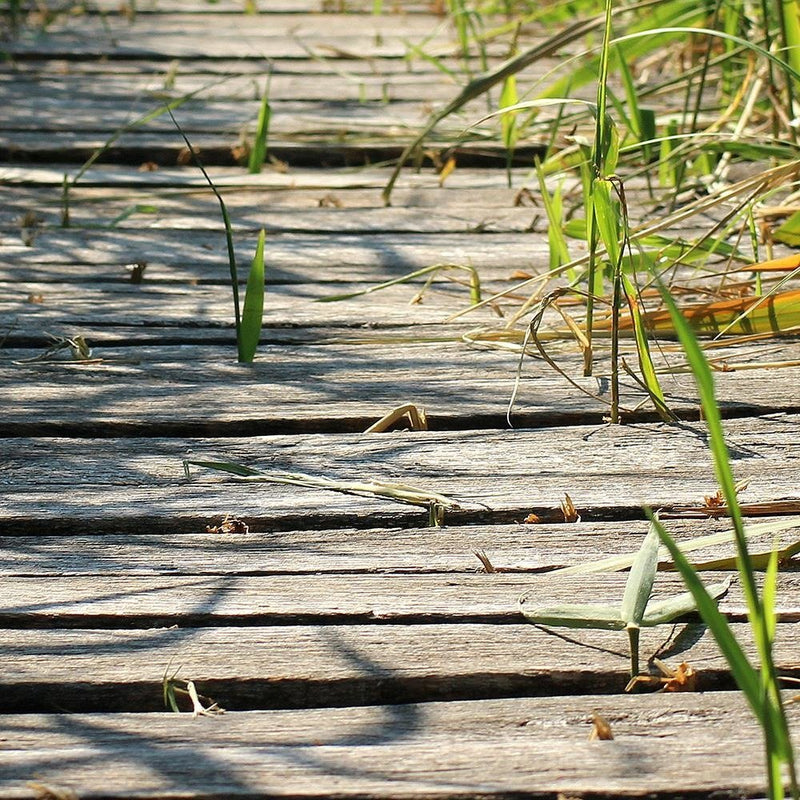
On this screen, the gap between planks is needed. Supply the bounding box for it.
[0,620,796,712]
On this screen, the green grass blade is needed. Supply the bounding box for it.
[238,229,266,363]
[535,159,571,269]
[656,279,763,631]
[168,109,241,350]
[620,524,659,627]
[518,600,625,631]
[248,76,272,174]
[764,547,779,645]
[642,577,732,625]
[317,263,480,304]
[381,13,604,204]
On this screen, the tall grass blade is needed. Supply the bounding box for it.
[656,280,798,799]
[168,109,242,352]
[648,512,764,715]
[382,13,604,204]
[239,229,266,363]
[248,74,272,174]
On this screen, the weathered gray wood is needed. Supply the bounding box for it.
[2,14,499,59]
[0,179,682,232]
[0,518,791,574]
[0,694,790,798]
[0,70,469,104]
[0,618,797,711]
[8,1,443,13]
[2,96,514,133]
[1,281,501,329]
[3,340,800,434]
[0,570,796,626]
[1,415,798,531]
[0,228,555,273]
[1,191,546,234]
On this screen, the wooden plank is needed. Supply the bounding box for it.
[0,134,540,170]
[1,281,499,328]
[0,570,797,627]
[1,190,545,234]
[0,694,788,798]
[0,180,679,232]
[0,70,469,104]
[1,415,798,531]
[0,518,792,573]
[1,16,484,60]
[10,1,441,13]
[3,99,497,137]
[0,619,796,711]
[3,340,800,434]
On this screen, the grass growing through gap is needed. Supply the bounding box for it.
[520,524,732,678]
[169,109,266,364]
[398,1,800,424]
[647,282,798,800]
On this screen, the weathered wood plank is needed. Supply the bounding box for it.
[0,619,796,711]
[0,694,790,798]
[3,340,800,434]
[8,1,441,13]
[0,228,555,274]
[2,99,498,138]
[0,518,792,573]
[0,570,796,627]
[1,15,488,59]
[0,70,468,104]
[1,416,798,531]
[1,191,545,234]
[1,281,500,329]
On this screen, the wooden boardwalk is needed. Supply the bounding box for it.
[2,2,800,797]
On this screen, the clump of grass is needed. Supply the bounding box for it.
[520,524,732,678]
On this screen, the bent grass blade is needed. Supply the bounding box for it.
[184,459,462,513]
[520,525,732,678]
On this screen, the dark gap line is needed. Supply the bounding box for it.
[0,670,746,715]
[0,503,776,537]
[0,143,546,169]
[0,404,798,439]
[0,609,770,632]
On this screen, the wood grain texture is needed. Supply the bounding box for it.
[3,340,800,434]
[0,694,791,798]
[0,518,792,573]
[1,414,798,531]
[1,619,797,712]
[0,569,798,626]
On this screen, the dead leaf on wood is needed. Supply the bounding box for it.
[588,712,614,740]
[626,659,698,693]
[206,515,249,534]
[561,493,580,523]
